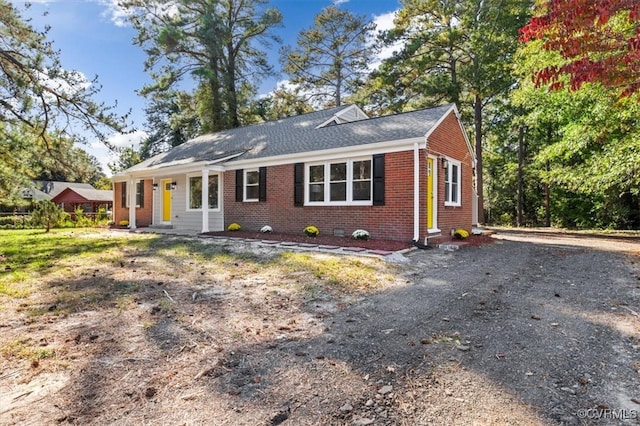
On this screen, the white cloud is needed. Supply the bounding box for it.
[87,129,147,176]
[98,0,181,27]
[98,0,133,27]
[39,69,92,102]
[106,129,148,149]
[369,10,402,70]
[333,0,350,5]
[373,10,397,33]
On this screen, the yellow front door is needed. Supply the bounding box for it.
[162,179,172,222]
[427,157,434,229]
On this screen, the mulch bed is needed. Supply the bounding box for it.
[204,231,496,252]
[204,230,414,252]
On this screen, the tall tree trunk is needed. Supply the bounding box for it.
[225,52,240,128]
[224,2,240,129]
[544,160,551,227]
[516,126,525,227]
[335,57,342,107]
[544,126,552,227]
[474,94,485,224]
[209,68,224,132]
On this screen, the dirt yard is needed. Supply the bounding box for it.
[1,228,639,425]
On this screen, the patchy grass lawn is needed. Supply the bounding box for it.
[0,229,403,425]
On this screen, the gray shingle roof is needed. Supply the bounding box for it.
[37,181,96,198]
[68,188,113,203]
[126,104,455,172]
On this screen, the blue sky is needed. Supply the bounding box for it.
[11,0,401,176]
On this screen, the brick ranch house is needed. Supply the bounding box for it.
[113,103,477,244]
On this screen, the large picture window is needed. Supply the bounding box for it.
[188,175,219,210]
[444,159,461,206]
[306,158,372,205]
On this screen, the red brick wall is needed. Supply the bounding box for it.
[52,190,88,213]
[113,182,126,225]
[113,180,153,227]
[115,111,474,239]
[425,111,474,236]
[223,151,417,242]
[223,111,474,243]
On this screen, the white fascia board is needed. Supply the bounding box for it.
[424,104,476,166]
[112,161,209,182]
[223,137,426,170]
[111,152,242,182]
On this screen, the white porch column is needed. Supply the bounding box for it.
[413,142,420,242]
[201,170,209,233]
[128,178,137,230]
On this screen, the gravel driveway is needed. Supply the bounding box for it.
[284,229,640,425]
[2,229,638,425]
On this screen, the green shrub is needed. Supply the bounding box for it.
[74,208,93,228]
[31,201,65,232]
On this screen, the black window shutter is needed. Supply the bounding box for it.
[235,169,243,202]
[121,182,127,208]
[373,154,385,206]
[137,180,144,208]
[294,163,304,207]
[259,167,267,202]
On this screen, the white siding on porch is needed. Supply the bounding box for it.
[152,173,224,233]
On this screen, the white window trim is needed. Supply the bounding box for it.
[444,159,462,207]
[305,157,373,206]
[243,168,260,202]
[186,173,221,211]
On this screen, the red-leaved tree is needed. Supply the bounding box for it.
[520,0,640,96]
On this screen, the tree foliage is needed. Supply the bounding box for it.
[249,84,314,121]
[484,36,640,229]
[109,147,142,175]
[138,90,199,160]
[520,0,640,96]
[0,124,106,207]
[122,0,282,132]
[31,200,65,232]
[362,0,532,223]
[281,6,377,107]
[0,1,128,204]
[0,1,128,147]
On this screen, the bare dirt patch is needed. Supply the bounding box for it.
[1,229,639,425]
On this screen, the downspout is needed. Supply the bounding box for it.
[150,178,155,227]
[413,142,420,242]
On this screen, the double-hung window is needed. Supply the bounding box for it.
[306,158,372,205]
[444,159,461,206]
[244,169,259,201]
[188,174,219,210]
